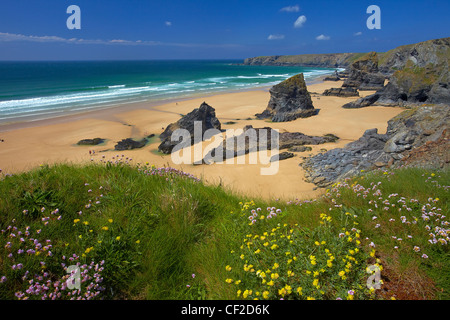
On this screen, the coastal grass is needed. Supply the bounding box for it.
[0,159,448,300]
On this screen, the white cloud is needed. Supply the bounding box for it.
[268,34,285,40]
[316,34,330,40]
[165,21,172,27]
[294,15,307,28]
[280,5,300,12]
[0,31,241,49]
[354,31,362,36]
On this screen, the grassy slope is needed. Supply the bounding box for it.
[0,161,448,300]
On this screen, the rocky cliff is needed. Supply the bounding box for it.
[255,73,318,122]
[243,53,366,68]
[344,37,450,108]
[302,105,449,187]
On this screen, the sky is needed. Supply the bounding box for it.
[0,0,449,60]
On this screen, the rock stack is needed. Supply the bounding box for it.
[158,102,222,154]
[255,73,318,122]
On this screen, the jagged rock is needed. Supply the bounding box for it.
[288,146,312,153]
[323,75,341,81]
[77,138,105,146]
[323,71,341,81]
[343,38,450,108]
[255,74,318,122]
[342,52,385,91]
[301,105,450,187]
[270,152,295,162]
[342,93,381,109]
[158,102,222,154]
[115,138,147,151]
[323,87,359,97]
[202,125,339,164]
[279,132,338,149]
[202,126,276,164]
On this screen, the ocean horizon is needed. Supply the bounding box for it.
[0,60,337,125]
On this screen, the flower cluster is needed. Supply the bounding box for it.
[225,203,372,300]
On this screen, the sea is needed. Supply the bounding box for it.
[0,60,337,124]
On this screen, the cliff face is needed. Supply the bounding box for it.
[344,37,450,107]
[302,105,450,187]
[342,51,386,91]
[243,53,365,68]
[378,37,450,74]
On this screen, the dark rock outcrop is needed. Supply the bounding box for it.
[323,87,359,97]
[323,70,341,81]
[255,74,318,122]
[279,132,338,149]
[288,146,312,153]
[202,125,339,164]
[301,105,450,187]
[77,138,105,146]
[115,138,147,151]
[270,152,295,162]
[158,102,222,154]
[202,126,276,164]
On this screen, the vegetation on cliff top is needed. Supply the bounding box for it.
[0,158,448,300]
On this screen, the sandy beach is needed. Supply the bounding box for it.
[0,81,404,201]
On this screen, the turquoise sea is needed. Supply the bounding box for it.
[0,60,337,124]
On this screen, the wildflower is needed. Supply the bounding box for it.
[225,278,233,284]
[225,265,232,272]
[262,291,270,299]
[347,290,355,300]
[74,219,80,224]
[243,290,251,299]
[296,287,303,296]
[108,219,113,223]
[413,246,420,252]
[101,226,109,231]
[115,236,120,241]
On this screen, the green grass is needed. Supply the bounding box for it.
[0,160,448,300]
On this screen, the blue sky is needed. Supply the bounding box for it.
[0,0,448,60]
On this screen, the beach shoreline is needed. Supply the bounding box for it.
[0,73,333,133]
[0,79,405,200]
